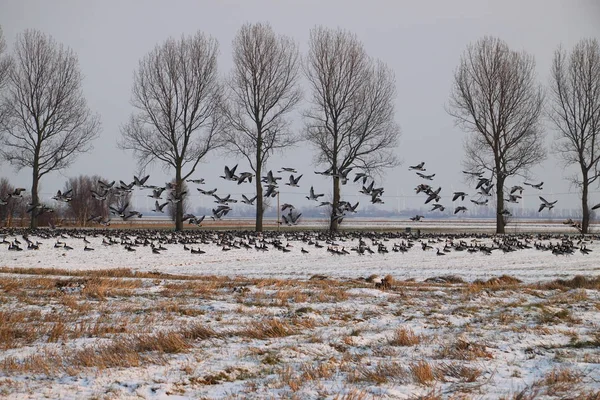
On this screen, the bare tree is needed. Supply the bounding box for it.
[304,27,401,231]
[448,36,545,234]
[120,32,223,231]
[549,38,600,234]
[63,175,112,226]
[0,30,101,229]
[223,22,301,232]
[0,26,11,92]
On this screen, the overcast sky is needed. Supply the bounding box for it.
[1,0,599,215]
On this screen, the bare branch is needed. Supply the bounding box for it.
[447,36,546,234]
[0,29,101,228]
[303,26,401,230]
[222,23,302,231]
[119,31,223,230]
[548,38,600,233]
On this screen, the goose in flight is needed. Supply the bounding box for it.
[118,180,135,191]
[499,209,512,216]
[454,206,468,214]
[475,177,492,190]
[506,194,521,203]
[285,174,303,187]
[264,184,278,198]
[152,200,169,213]
[198,188,218,196]
[147,187,166,199]
[452,192,468,202]
[306,186,324,201]
[592,202,600,211]
[431,203,445,212]
[97,180,115,190]
[462,170,484,178]
[281,203,295,211]
[221,164,239,181]
[278,167,297,173]
[415,184,432,194]
[354,172,370,185]
[188,215,205,225]
[360,181,375,195]
[241,194,257,205]
[342,201,359,213]
[91,189,109,201]
[524,181,543,190]
[133,174,150,187]
[371,196,384,204]
[52,189,73,202]
[478,185,493,197]
[211,205,231,220]
[237,172,254,185]
[314,167,333,175]
[410,215,424,221]
[416,172,435,180]
[538,196,557,212]
[186,178,205,185]
[409,162,426,171]
[109,202,129,216]
[470,198,488,206]
[510,185,524,195]
[337,167,353,185]
[213,194,234,204]
[261,170,282,185]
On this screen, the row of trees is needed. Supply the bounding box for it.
[0,24,599,234]
[449,36,600,234]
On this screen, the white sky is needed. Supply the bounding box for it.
[0,0,599,214]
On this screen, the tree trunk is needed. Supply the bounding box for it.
[175,166,183,231]
[495,175,505,234]
[30,167,39,230]
[582,170,589,234]
[255,166,263,232]
[330,176,340,232]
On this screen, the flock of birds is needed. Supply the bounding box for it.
[0,163,387,227]
[403,161,590,227]
[2,161,600,229]
[0,228,597,259]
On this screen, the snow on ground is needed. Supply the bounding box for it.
[0,228,599,399]
[1,230,599,282]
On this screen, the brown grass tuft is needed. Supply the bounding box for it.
[410,360,436,385]
[541,275,600,290]
[237,319,297,339]
[389,327,422,346]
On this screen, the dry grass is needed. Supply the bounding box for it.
[349,362,409,384]
[436,362,483,383]
[410,360,436,385]
[237,319,297,339]
[538,367,584,395]
[0,267,598,398]
[389,327,423,346]
[540,275,600,290]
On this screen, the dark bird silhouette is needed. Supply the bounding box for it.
[409,162,425,171]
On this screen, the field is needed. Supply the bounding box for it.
[0,226,599,399]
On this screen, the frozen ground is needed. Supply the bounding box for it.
[1,229,599,282]
[0,228,599,399]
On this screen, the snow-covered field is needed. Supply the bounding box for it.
[0,228,599,399]
[1,229,600,282]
